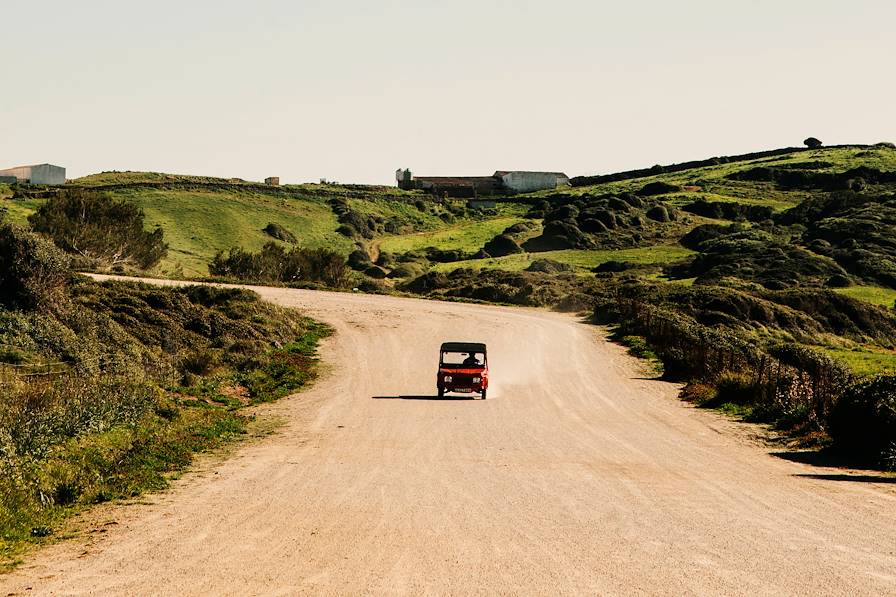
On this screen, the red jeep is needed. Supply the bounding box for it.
[437,342,488,399]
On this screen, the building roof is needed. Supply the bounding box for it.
[0,163,63,171]
[414,176,498,185]
[494,170,568,178]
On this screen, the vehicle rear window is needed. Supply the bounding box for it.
[441,352,485,366]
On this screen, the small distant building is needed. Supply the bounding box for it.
[264,176,280,186]
[414,176,501,198]
[0,163,66,185]
[396,168,413,190]
[396,167,569,197]
[494,171,569,193]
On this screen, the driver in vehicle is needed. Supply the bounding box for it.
[463,353,482,366]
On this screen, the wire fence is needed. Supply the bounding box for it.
[0,344,136,386]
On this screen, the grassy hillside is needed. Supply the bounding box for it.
[116,187,349,276]
[377,212,529,255]
[2,145,895,285]
[564,145,896,201]
[430,245,693,273]
[387,143,896,467]
[2,144,896,467]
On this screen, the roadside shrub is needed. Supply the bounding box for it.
[645,205,670,222]
[544,205,580,222]
[526,259,574,274]
[209,243,351,288]
[364,265,387,279]
[593,260,630,273]
[28,189,167,270]
[679,223,746,250]
[526,200,551,218]
[482,234,523,257]
[523,220,594,251]
[586,209,617,230]
[180,347,219,376]
[387,263,425,279]
[579,218,608,233]
[375,251,395,268]
[713,371,756,405]
[637,181,680,196]
[825,274,851,288]
[262,222,297,244]
[0,376,161,462]
[0,224,71,310]
[424,247,470,263]
[503,221,536,235]
[829,376,896,469]
[336,223,357,237]
[347,249,372,271]
[682,200,773,222]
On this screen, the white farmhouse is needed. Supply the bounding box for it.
[494,171,570,193]
[0,163,66,185]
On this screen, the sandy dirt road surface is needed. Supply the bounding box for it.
[3,279,896,595]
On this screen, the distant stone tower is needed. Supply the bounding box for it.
[396,168,414,190]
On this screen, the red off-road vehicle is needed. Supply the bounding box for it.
[437,342,488,399]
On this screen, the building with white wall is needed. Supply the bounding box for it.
[0,163,66,185]
[494,171,570,193]
[396,168,570,196]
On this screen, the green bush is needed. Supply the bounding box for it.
[28,189,167,270]
[0,224,71,310]
[829,376,896,469]
[262,222,298,244]
[209,242,351,288]
[714,371,756,405]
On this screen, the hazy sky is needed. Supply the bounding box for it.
[2,1,894,184]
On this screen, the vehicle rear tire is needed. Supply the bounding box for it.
[481,389,487,400]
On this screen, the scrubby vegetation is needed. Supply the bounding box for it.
[829,376,896,469]
[28,189,167,270]
[209,243,351,288]
[0,223,70,310]
[0,227,329,568]
[4,145,896,471]
[263,222,298,244]
[394,145,896,470]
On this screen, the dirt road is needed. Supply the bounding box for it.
[4,282,896,595]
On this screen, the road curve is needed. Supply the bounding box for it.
[3,280,896,595]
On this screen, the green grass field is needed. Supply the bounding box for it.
[431,245,694,273]
[545,145,896,210]
[378,214,530,254]
[0,197,44,227]
[834,285,896,308]
[822,346,896,377]
[120,188,353,277]
[4,145,896,289]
